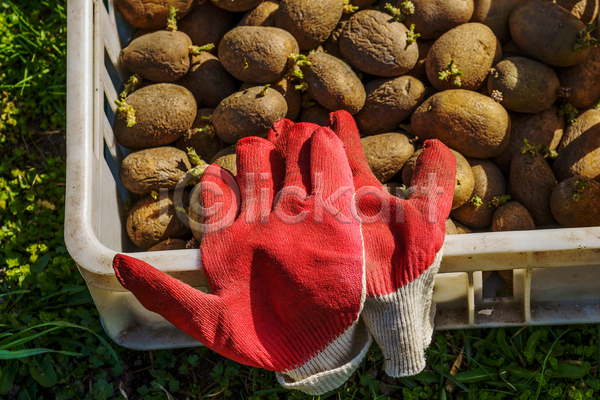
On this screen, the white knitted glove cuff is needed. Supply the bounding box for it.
[362,251,443,377]
[276,317,373,395]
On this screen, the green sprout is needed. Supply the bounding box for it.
[186,147,209,186]
[558,102,578,125]
[244,61,249,69]
[488,195,511,208]
[573,178,589,200]
[150,191,159,200]
[114,99,136,127]
[295,82,308,92]
[186,237,200,249]
[399,184,411,198]
[384,1,415,22]
[189,43,215,55]
[166,7,178,32]
[470,194,483,207]
[406,24,420,44]
[557,87,572,98]
[302,94,315,108]
[398,123,411,134]
[119,74,142,99]
[427,105,432,111]
[259,84,271,97]
[343,0,359,14]
[200,114,212,123]
[288,54,311,80]
[520,138,558,159]
[438,59,463,87]
[491,90,503,103]
[573,21,599,51]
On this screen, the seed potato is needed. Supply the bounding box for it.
[299,104,332,126]
[355,76,426,136]
[113,84,197,150]
[491,106,564,173]
[406,39,435,82]
[339,10,419,77]
[451,159,507,229]
[276,0,343,50]
[426,23,501,91]
[213,86,288,144]
[470,0,524,44]
[120,147,192,195]
[238,1,280,26]
[176,108,226,161]
[403,148,475,210]
[556,46,600,109]
[209,0,265,12]
[361,131,415,183]
[403,0,475,40]
[553,0,600,24]
[558,108,600,151]
[178,1,234,49]
[240,77,302,120]
[303,52,366,115]
[148,238,189,251]
[218,26,299,84]
[126,191,192,249]
[211,146,238,176]
[178,51,237,108]
[324,19,349,59]
[509,0,589,67]
[553,111,600,182]
[446,218,460,235]
[491,201,536,232]
[550,177,600,227]
[116,0,195,30]
[510,152,558,226]
[411,89,511,159]
[487,57,560,113]
[120,31,192,83]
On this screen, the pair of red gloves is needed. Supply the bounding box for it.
[114,111,456,394]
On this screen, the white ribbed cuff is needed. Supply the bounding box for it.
[362,251,442,377]
[276,317,372,395]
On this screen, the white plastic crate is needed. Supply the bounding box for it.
[65,0,600,350]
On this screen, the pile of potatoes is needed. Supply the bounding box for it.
[113,0,600,251]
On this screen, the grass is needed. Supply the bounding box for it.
[0,1,599,399]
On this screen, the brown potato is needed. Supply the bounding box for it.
[276,0,343,50]
[403,0,475,40]
[178,1,234,49]
[339,10,419,77]
[402,148,475,210]
[470,0,524,44]
[238,1,279,26]
[502,39,527,58]
[487,57,560,113]
[177,51,237,108]
[411,90,511,159]
[211,146,237,176]
[426,23,501,91]
[491,201,536,231]
[218,26,299,83]
[113,84,197,150]
[209,0,265,12]
[303,52,366,115]
[553,110,600,182]
[451,159,506,228]
[148,238,189,251]
[453,220,474,233]
[355,76,426,136]
[550,176,600,227]
[553,0,599,24]
[126,191,192,249]
[351,0,377,7]
[556,47,600,109]
[446,218,460,235]
[116,0,195,30]
[120,31,192,83]
[176,108,226,161]
[558,108,600,150]
[213,86,288,144]
[240,77,302,120]
[120,147,192,195]
[510,152,557,226]
[299,104,331,126]
[324,19,349,59]
[492,106,564,173]
[361,131,415,183]
[509,0,589,67]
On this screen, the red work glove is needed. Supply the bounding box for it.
[113,123,372,395]
[322,111,456,377]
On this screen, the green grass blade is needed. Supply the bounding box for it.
[0,348,81,360]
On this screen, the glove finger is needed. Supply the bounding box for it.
[310,127,355,221]
[198,164,241,235]
[326,110,381,189]
[270,122,320,194]
[408,139,456,228]
[267,118,295,143]
[113,254,229,352]
[236,136,285,220]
